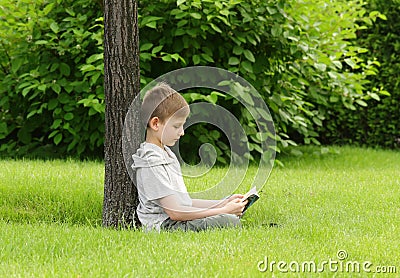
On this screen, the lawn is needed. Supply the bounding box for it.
[0,146,399,277]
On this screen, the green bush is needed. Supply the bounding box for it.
[0,0,104,158]
[318,0,400,149]
[138,0,386,160]
[0,0,390,161]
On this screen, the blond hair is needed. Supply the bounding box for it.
[141,82,189,127]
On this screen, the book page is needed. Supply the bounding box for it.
[243,186,258,200]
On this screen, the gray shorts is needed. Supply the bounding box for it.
[160,214,241,232]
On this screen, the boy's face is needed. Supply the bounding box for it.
[160,114,187,146]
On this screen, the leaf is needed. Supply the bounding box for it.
[26,110,37,119]
[38,84,47,91]
[177,20,188,28]
[379,90,390,97]
[210,23,222,33]
[217,80,231,87]
[233,45,243,55]
[87,53,104,63]
[50,63,59,72]
[64,112,74,121]
[210,130,220,140]
[146,21,157,29]
[239,91,254,106]
[67,139,79,152]
[369,93,380,101]
[47,98,58,110]
[54,133,63,145]
[241,61,253,73]
[161,55,172,62]
[256,132,269,141]
[310,137,321,145]
[35,40,49,45]
[344,58,356,69]
[377,13,387,20]
[190,13,202,20]
[17,128,31,144]
[0,122,7,134]
[189,93,203,102]
[256,107,272,121]
[18,82,32,89]
[286,36,299,42]
[330,96,339,102]
[140,53,152,61]
[51,84,61,94]
[201,53,214,63]
[206,94,218,104]
[370,11,387,20]
[177,0,186,6]
[22,85,35,97]
[211,91,225,98]
[81,65,96,72]
[192,55,201,65]
[152,45,163,54]
[58,93,70,104]
[43,3,54,15]
[50,22,59,33]
[271,25,282,37]
[141,16,163,25]
[60,63,70,76]
[65,7,75,16]
[92,103,104,113]
[247,35,260,45]
[48,130,58,138]
[51,119,62,129]
[266,7,277,15]
[88,108,97,116]
[175,29,186,36]
[11,58,24,73]
[314,63,327,72]
[332,61,342,69]
[355,99,368,107]
[312,117,323,126]
[243,49,255,63]
[170,53,181,62]
[343,102,356,110]
[279,109,291,123]
[228,57,240,65]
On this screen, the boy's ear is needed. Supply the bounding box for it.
[148,117,160,130]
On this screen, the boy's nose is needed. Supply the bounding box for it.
[179,128,184,136]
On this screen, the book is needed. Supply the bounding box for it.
[241,186,260,215]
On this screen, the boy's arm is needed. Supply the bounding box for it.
[159,195,247,221]
[191,199,223,208]
[191,194,244,208]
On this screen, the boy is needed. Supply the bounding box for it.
[131,83,247,232]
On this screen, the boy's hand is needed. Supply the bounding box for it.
[226,194,244,202]
[222,198,248,216]
[218,194,244,208]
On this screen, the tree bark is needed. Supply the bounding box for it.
[103,0,140,228]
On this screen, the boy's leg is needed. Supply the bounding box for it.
[161,214,241,232]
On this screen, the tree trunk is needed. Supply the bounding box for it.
[103,0,140,228]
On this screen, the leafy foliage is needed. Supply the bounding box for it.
[318,0,400,149]
[0,0,393,160]
[137,0,386,160]
[0,0,104,157]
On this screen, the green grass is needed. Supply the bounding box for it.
[0,146,399,277]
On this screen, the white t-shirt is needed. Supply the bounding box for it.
[131,142,192,231]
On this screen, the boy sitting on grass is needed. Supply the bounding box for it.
[132,83,247,232]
